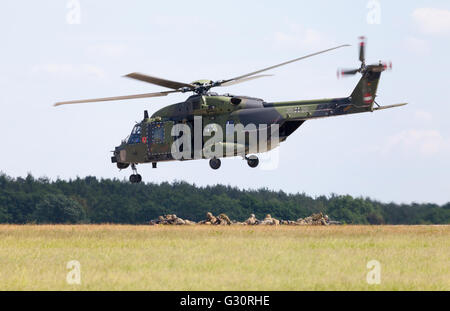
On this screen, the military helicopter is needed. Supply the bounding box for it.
[55,37,406,183]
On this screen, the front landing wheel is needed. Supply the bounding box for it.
[129,174,142,183]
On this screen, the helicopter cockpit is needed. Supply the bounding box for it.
[128,124,142,144]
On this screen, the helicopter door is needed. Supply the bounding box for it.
[148,121,174,160]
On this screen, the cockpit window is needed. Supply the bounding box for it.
[132,125,141,135]
[128,124,142,144]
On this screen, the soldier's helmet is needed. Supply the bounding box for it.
[207,212,213,217]
[172,214,177,219]
[266,214,271,218]
[250,214,255,218]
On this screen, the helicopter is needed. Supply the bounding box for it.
[55,37,406,183]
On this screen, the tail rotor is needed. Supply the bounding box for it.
[337,36,391,79]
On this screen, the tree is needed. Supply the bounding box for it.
[33,194,86,224]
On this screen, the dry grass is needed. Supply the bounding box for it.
[0,225,448,290]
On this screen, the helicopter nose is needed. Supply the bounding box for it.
[111,146,122,163]
[111,150,119,163]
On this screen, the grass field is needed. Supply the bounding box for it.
[0,225,448,290]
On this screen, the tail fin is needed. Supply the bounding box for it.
[338,36,392,112]
[350,68,382,111]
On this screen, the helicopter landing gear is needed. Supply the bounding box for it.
[129,174,142,183]
[129,164,142,183]
[209,158,221,170]
[246,155,259,168]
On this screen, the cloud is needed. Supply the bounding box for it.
[269,21,331,50]
[412,8,450,35]
[381,129,450,156]
[403,36,430,55]
[31,64,106,79]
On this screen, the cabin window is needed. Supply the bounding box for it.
[152,124,165,144]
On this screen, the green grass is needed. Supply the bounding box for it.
[0,225,448,290]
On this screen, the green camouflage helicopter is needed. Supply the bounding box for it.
[55,37,406,183]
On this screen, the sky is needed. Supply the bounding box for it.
[0,0,449,204]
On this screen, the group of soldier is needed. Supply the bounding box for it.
[150,214,196,225]
[149,212,338,226]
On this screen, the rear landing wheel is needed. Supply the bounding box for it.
[247,155,259,168]
[209,158,221,170]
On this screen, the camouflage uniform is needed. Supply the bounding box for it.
[245,214,258,225]
[198,212,216,225]
[207,212,218,224]
[262,214,278,225]
[174,217,186,225]
[218,213,232,225]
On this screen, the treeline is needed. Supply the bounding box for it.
[0,173,449,224]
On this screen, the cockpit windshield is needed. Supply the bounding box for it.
[128,124,142,144]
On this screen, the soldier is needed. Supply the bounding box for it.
[296,217,307,225]
[218,213,232,225]
[199,212,215,225]
[311,213,322,225]
[165,214,174,224]
[311,212,323,221]
[245,213,258,225]
[271,215,280,226]
[304,216,313,225]
[175,217,186,225]
[206,212,218,224]
[262,214,273,225]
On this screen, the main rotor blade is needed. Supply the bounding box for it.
[221,44,350,84]
[124,72,195,90]
[54,90,180,107]
[218,74,273,87]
